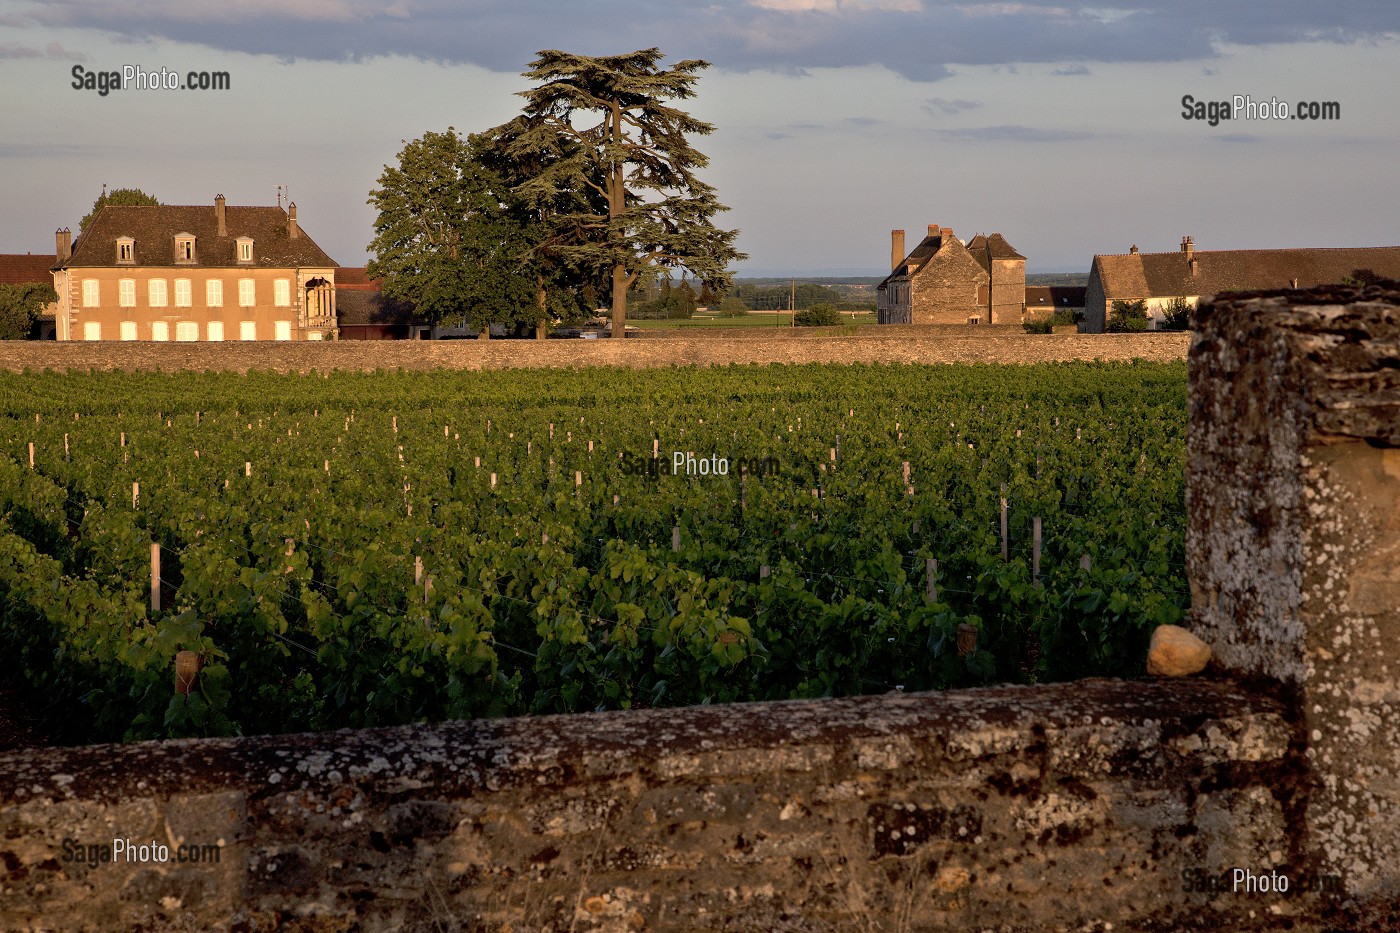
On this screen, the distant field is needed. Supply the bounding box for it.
[628,311,877,329]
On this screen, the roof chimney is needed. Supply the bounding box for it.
[55,227,71,262]
[928,223,938,237]
[891,229,905,272]
[1189,257,1198,277]
[1181,235,1194,258]
[288,202,299,240]
[1129,244,1139,255]
[215,194,227,237]
[940,226,954,240]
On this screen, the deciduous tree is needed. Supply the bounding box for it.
[368,128,583,336]
[79,187,159,234]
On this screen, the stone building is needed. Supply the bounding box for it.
[1084,236,1400,331]
[876,225,1026,324]
[51,196,339,341]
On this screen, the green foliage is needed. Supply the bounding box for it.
[794,303,842,327]
[1159,297,1191,331]
[630,276,698,319]
[0,362,1188,742]
[1108,299,1150,333]
[715,296,749,317]
[734,282,854,311]
[1022,317,1053,335]
[367,128,588,332]
[0,283,57,340]
[79,187,160,233]
[492,48,746,336]
[1340,268,1384,287]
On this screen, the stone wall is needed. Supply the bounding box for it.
[1,680,1320,932]
[1187,284,1400,922]
[0,328,1188,373]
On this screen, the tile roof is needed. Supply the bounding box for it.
[335,266,377,287]
[984,233,1025,261]
[0,253,57,285]
[1093,246,1400,299]
[1025,286,1086,308]
[878,231,948,288]
[966,233,1024,274]
[64,204,338,269]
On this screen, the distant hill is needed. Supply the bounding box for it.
[1027,272,1088,287]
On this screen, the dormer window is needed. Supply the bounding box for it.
[236,237,254,263]
[175,233,196,263]
[116,237,134,263]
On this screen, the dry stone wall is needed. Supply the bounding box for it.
[0,328,1188,373]
[1,680,1314,932]
[1188,285,1400,924]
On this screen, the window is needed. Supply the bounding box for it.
[119,279,136,307]
[116,238,134,263]
[206,279,223,307]
[151,322,169,341]
[238,279,255,307]
[274,320,292,341]
[82,280,99,308]
[82,321,101,341]
[207,321,225,341]
[176,322,198,342]
[174,279,192,307]
[236,238,253,262]
[120,321,137,341]
[239,321,256,341]
[175,235,195,262]
[274,279,291,307]
[149,279,168,307]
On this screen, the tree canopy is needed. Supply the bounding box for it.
[79,187,160,234]
[494,48,745,336]
[366,128,588,335]
[0,283,57,340]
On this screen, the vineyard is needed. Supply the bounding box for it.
[0,361,1188,743]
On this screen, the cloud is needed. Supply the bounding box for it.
[16,0,1400,83]
[923,97,981,114]
[0,40,85,60]
[938,124,1099,141]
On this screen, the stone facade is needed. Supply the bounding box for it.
[877,226,1027,325]
[52,197,339,342]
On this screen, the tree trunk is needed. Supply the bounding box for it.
[611,263,628,339]
[536,275,548,340]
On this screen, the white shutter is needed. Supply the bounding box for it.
[274,320,292,341]
[240,321,257,341]
[207,321,224,341]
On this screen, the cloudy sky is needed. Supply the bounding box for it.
[2,0,1398,275]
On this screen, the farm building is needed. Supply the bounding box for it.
[1084,237,1400,331]
[877,225,1027,324]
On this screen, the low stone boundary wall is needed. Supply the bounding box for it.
[0,330,1189,373]
[1,680,1311,932]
